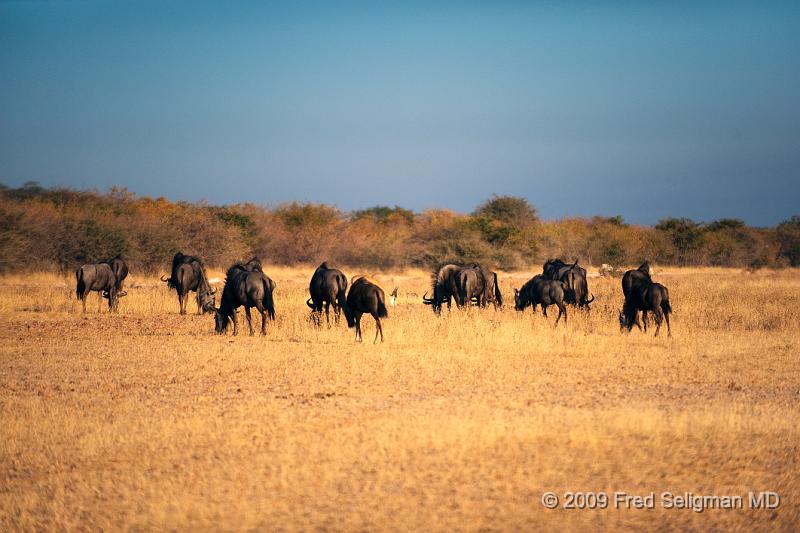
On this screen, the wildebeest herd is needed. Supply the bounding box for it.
[75,254,672,342]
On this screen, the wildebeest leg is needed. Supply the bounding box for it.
[355,313,363,342]
[245,307,254,336]
[632,311,643,332]
[664,310,671,337]
[324,302,331,326]
[179,292,187,315]
[653,308,663,337]
[642,311,648,332]
[555,302,566,325]
[373,314,383,344]
[81,293,87,313]
[231,310,239,336]
[541,304,548,318]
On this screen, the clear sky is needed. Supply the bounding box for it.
[1,1,798,225]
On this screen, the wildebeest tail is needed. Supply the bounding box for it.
[493,272,503,306]
[262,276,276,320]
[662,297,672,315]
[377,290,388,318]
[75,268,85,299]
[337,272,348,310]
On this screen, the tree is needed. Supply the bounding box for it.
[655,217,705,265]
[776,216,800,266]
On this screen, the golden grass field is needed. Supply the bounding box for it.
[1,265,799,531]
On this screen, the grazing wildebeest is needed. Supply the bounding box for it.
[456,264,485,307]
[307,262,348,325]
[107,255,128,292]
[622,261,654,331]
[514,275,568,325]
[619,277,672,337]
[344,276,388,343]
[477,265,503,309]
[161,253,216,315]
[543,258,593,309]
[76,263,127,313]
[215,264,276,336]
[422,264,461,313]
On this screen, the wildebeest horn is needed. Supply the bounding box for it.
[160,275,170,282]
[422,292,433,303]
[118,291,127,297]
[101,290,110,298]
[586,293,595,303]
[306,298,315,309]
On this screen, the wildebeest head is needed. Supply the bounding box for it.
[342,302,356,327]
[214,308,229,334]
[618,306,637,332]
[514,288,523,311]
[102,287,127,311]
[198,287,217,314]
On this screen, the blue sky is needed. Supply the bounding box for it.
[1,1,798,225]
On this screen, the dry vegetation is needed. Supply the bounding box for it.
[1,266,799,531]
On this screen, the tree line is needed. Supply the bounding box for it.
[1,182,798,274]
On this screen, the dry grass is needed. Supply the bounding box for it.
[1,266,799,531]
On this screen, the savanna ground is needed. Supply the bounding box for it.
[1,266,798,531]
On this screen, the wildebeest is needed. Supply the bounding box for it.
[344,276,388,343]
[456,264,486,307]
[622,261,653,331]
[619,277,672,337]
[477,265,503,309]
[161,253,217,315]
[423,264,461,313]
[543,258,593,309]
[107,255,129,292]
[514,275,568,325]
[307,262,348,325]
[76,263,127,313]
[215,264,276,336]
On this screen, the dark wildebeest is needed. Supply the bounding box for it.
[457,264,503,309]
[161,253,217,315]
[456,264,485,308]
[622,261,654,331]
[344,276,388,343]
[514,275,568,325]
[215,264,276,336]
[543,258,593,309]
[619,277,672,337]
[307,262,348,325]
[477,265,503,309]
[422,264,461,313]
[76,263,127,313]
[107,255,128,292]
